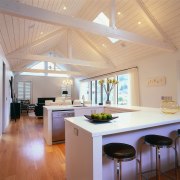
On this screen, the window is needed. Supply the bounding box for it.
[97,80,102,104]
[117,74,130,105]
[17,81,32,101]
[80,70,135,106]
[80,82,90,101]
[91,81,96,104]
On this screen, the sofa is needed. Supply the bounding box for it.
[34,97,55,117]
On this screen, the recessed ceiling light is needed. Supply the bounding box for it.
[138,21,142,25]
[63,6,67,10]
[40,32,44,35]
[117,12,121,15]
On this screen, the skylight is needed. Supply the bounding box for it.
[93,12,119,43]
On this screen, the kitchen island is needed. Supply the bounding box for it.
[43,104,137,145]
[65,107,180,180]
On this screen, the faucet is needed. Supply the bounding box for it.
[82,95,85,106]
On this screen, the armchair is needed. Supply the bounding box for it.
[34,97,55,117]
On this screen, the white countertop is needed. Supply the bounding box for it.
[43,104,103,110]
[65,107,180,137]
[44,104,157,111]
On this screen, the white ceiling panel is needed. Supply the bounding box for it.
[0,0,179,77]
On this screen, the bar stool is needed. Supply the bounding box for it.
[104,143,139,180]
[140,134,176,180]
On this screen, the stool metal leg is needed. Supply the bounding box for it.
[116,160,122,180]
[115,160,122,180]
[139,142,145,180]
[172,147,179,180]
[136,159,142,180]
[156,147,161,180]
[114,160,117,180]
[117,161,122,180]
[175,136,179,168]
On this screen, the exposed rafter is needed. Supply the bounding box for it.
[13,68,82,76]
[0,0,175,51]
[53,48,88,76]
[11,60,31,71]
[67,29,72,58]
[7,54,108,68]
[135,0,177,50]
[75,31,116,68]
[110,0,116,29]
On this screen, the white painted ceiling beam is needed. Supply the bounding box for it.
[0,0,175,51]
[13,68,82,76]
[135,0,177,50]
[67,29,73,58]
[53,48,89,76]
[110,0,116,29]
[8,54,108,68]
[76,31,116,68]
[12,61,31,71]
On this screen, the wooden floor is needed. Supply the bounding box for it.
[0,114,179,180]
[0,114,66,180]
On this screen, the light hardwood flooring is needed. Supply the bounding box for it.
[0,114,66,180]
[0,114,179,180]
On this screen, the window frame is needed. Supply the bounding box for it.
[80,70,132,105]
[17,81,32,102]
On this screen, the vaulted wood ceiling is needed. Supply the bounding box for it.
[0,0,180,78]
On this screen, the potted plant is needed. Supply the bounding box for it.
[99,78,118,104]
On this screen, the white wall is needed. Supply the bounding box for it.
[0,45,13,135]
[13,51,180,108]
[14,75,77,103]
[81,51,180,108]
[138,51,180,107]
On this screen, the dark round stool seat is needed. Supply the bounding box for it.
[144,134,173,147]
[104,143,136,160]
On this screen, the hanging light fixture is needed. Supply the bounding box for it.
[63,79,73,86]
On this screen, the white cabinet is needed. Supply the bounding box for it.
[75,107,104,116]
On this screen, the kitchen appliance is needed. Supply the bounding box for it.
[52,109,74,143]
